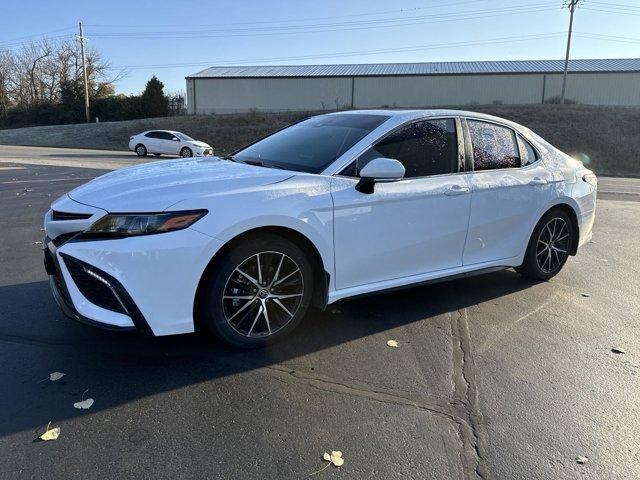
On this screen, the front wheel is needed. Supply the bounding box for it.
[180,147,193,158]
[200,234,315,348]
[516,209,574,281]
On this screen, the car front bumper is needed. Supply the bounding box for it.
[45,228,224,336]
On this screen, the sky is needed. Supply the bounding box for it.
[2,0,639,95]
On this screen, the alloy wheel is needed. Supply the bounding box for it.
[536,217,570,274]
[222,251,304,338]
[181,148,192,158]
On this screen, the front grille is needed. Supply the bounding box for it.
[52,231,81,247]
[52,210,92,221]
[63,257,128,315]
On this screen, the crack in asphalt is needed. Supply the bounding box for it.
[265,364,468,426]
[452,308,489,480]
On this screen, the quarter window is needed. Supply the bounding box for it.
[468,120,519,171]
[518,135,538,166]
[353,119,458,178]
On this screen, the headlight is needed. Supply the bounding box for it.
[79,210,207,239]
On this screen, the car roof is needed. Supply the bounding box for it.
[327,109,524,130]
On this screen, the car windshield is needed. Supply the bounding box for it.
[233,114,389,173]
[175,132,194,141]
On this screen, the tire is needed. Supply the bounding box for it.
[135,144,147,156]
[516,209,574,281]
[200,234,315,348]
[180,147,193,158]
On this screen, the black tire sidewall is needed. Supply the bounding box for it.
[135,144,147,156]
[181,147,193,157]
[521,209,574,280]
[201,234,315,348]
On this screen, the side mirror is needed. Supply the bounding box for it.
[172,137,180,142]
[355,157,405,194]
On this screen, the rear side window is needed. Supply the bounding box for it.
[468,120,519,170]
[354,118,458,178]
[145,131,161,139]
[518,135,538,166]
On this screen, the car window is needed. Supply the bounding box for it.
[348,119,458,178]
[518,135,538,166]
[158,132,176,140]
[468,120,519,170]
[233,114,389,174]
[144,131,160,139]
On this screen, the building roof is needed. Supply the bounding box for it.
[187,58,640,79]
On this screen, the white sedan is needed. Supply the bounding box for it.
[129,130,213,157]
[45,110,596,348]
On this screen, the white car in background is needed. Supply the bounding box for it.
[129,130,213,158]
[46,110,596,348]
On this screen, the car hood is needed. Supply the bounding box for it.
[187,140,210,148]
[67,158,294,212]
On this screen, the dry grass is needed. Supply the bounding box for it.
[0,105,638,175]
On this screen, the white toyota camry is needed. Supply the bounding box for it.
[129,130,213,157]
[45,110,597,348]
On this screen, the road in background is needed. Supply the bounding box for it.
[0,145,638,201]
[1,152,639,479]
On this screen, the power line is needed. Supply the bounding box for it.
[88,4,561,40]
[86,0,490,29]
[107,32,567,70]
[0,26,75,45]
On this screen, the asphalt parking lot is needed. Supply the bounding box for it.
[1,147,639,479]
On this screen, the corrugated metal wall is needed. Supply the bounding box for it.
[186,72,640,113]
[189,77,352,114]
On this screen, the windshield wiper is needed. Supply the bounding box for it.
[221,154,238,162]
[242,159,284,170]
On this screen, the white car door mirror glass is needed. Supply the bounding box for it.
[356,157,405,194]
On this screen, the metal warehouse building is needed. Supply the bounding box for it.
[186,58,640,114]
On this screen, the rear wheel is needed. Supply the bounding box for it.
[201,234,314,348]
[180,147,193,158]
[516,209,574,281]
[135,144,147,156]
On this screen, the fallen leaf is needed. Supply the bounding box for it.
[49,372,65,381]
[39,422,60,441]
[310,450,344,475]
[611,347,626,354]
[581,293,591,298]
[387,340,399,348]
[576,455,588,464]
[73,398,94,410]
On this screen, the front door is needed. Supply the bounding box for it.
[331,118,472,290]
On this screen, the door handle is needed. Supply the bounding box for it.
[444,185,470,196]
[529,177,548,186]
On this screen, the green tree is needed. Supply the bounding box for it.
[140,75,168,118]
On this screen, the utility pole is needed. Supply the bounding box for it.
[77,22,90,122]
[561,0,581,105]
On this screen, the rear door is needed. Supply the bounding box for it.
[462,119,553,265]
[143,131,162,153]
[331,117,472,290]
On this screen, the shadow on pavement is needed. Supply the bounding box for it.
[0,270,535,438]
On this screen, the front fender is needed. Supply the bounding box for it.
[170,175,335,287]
